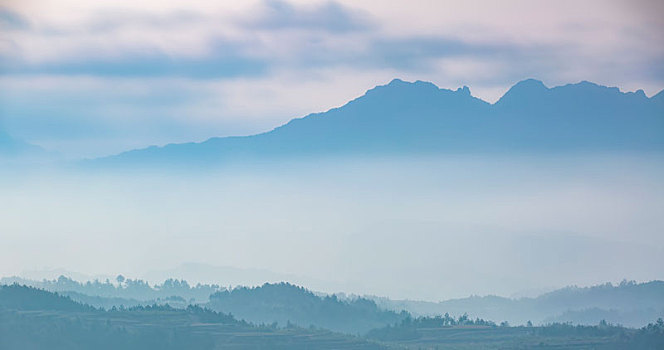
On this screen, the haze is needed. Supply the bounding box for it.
[2,154,662,301]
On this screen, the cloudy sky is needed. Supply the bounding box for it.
[1,0,663,157]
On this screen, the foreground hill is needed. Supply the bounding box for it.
[93,79,664,167]
[0,277,407,334]
[374,280,664,327]
[5,276,663,329]
[3,284,662,349]
[0,285,385,350]
[206,283,408,334]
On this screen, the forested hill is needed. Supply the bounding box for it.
[206,282,409,334]
[0,275,222,304]
[0,284,386,350]
[3,284,662,349]
[0,277,408,334]
[0,284,93,312]
[4,276,663,330]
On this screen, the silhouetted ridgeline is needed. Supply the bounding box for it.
[0,277,407,334]
[373,280,664,328]
[91,79,664,167]
[2,285,663,349]
[4,276,664,330]
[0,129,52,165]
[0,285,383,350]
[0,275,222,305]
[0,284,93,312]
[0,130,44,157]
[206,282,408,334]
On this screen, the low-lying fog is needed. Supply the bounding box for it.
[1,154,663,301]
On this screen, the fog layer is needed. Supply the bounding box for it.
[1,154,662,300]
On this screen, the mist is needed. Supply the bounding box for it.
[1,153,663,301]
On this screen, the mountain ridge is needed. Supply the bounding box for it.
[373,280,664,328]
[88,78,664,167]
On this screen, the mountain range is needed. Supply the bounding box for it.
[91,78,664,167]
[0,130,46,159]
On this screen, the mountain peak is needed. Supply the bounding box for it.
[383,78,439,90]
[495,78,548,106]
[651,89,664,106]
[361,79,442,101]
[513,78,547,90]
[456,85,471,96]
[387,78,407,85]
[372,79,480,100]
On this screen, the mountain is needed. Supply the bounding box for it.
[650,89,664,107]
[92,79,664,167]
[373,280,664,327]
[0,284,93,312]
[0,130,45,158]
[206,282,408,334]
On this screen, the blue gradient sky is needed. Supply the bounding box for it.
[1,0,663,157]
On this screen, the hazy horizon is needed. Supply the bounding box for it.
[3,153,663,301]
[3,2,664,348]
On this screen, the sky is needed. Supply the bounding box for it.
[1,0,663,157]
[1,1,664,300]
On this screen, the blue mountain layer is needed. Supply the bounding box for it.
[94,79,664,166]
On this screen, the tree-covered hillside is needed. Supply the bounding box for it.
[207,282,408,334]
[367,315,664,349]
[0,285,385,350]
[1,275,222,304]
[3,284,663,350]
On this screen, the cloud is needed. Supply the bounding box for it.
[247,0,374,32]
[0,7,29,30]
[0,0,663,157]
[1,51,267,79]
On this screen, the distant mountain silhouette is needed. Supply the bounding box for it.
[0,130,45,158]
[649,88,664,106]
[374,280,664,328]
[92,79,664,167]
[143,263,301,289]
